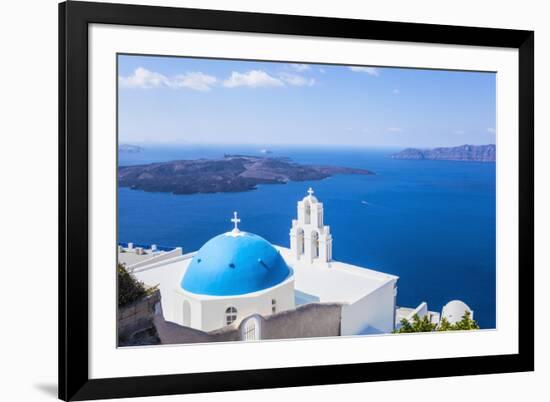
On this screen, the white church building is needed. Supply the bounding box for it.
[119,188,467,342]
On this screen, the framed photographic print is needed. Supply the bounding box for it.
[59,1,534,400]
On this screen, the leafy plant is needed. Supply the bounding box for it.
[437,311,479,331]
[393,314,437,333]
[394,311,479,333]
[117,263,156,307]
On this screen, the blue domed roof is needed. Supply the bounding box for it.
[181,231,291,296]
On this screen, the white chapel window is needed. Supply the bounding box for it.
[225,306,237,326]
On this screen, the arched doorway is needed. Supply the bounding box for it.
[242,316,262,341]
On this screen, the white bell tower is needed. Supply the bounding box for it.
[289,188,333,264]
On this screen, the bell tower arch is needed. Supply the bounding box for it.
[290,188,333,264]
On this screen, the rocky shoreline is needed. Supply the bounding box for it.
[390,144,495,162]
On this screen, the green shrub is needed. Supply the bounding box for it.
[393,314,437,333]
[437,311,480,331]
[394,311,479,333]
[117,263,155,307]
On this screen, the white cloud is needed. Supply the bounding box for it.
[279,73,315,87]
[387,127,403,133]
[119,67,170,89]
[487,127,496,133]
[349,66,380,76]
[454,130,465,135]
[289,63,310,72]
[120,67,316,91]
[119,68,217,91]
[222,71,314,88]
[393,89,400,94]
[223,70,284,88]
[319,68,326,74]
[172,72,217,91]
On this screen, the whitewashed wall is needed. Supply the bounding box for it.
[341,279,397,335]
[173,279,296,331]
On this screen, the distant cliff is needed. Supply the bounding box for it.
[119,144,144,153]
[118,155,374,195]
[390,144,495,162]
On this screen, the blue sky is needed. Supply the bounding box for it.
[118,54,496,148]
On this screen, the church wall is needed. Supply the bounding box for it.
[191,280,294,331]
[154,306,241,344]
[189,296,203,329]
[154,301,342,344]
[170,288,204,328]
[131,256,194,326]
[157,282,177,324]
[260,302,342,340]
[341,279,397,335]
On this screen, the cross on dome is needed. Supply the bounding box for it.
[226,211,245,237]
[231,211,241,231]
[307,187,314,197]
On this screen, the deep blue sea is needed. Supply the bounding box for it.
[118,145,496,329]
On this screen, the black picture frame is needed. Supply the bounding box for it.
[59,1,534,400]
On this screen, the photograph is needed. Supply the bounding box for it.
[116,54,496,347]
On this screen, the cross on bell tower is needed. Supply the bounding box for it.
[307,187,314,197]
